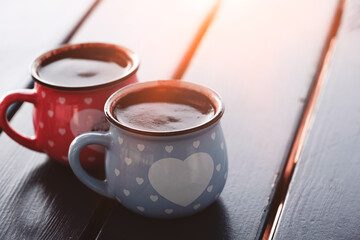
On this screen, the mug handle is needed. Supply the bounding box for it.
[68,131,113,198]
[0,89,41,152]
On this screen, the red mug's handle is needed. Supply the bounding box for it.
[0,89,41,152]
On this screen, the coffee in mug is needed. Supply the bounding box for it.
[37,47,132,88]
[113,86,215,132]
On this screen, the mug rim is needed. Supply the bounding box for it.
[30,42,140,91]
[104,80,225,136]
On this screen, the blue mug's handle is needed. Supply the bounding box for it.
[68,132,113,199]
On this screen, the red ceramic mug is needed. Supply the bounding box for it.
[0,43,139,167]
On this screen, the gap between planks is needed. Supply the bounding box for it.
[0,1,222,239]
[260,0,346,239]
[76,1,223,239]
[172,0,222,79]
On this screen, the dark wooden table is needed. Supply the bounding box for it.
[1,0,359,239]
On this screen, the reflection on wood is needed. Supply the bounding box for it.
[71,0,219,81]
[275,0,360,239]
[183,0,338,238]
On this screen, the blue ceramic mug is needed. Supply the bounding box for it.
[68,80,228,218]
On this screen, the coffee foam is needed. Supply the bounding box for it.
[113,86,215,132]
[36,45,132,88]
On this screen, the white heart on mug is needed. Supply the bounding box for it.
[58,97,66,104]
[48,140,54,147]
[137,144,145,152]
[148,152,214,207]
[137,206,145,212]
[125,157,132,165]
[216,193,220,199]
[150,195,158,202]
[84,97,93,105]
[136,177,144,185]
[165,145,173,153]
[193,140,200,149]
[48,110,54,117]
[164,209,173,214]
[123,189,130,196]
[216,163,221,172]
[58,128,66,135]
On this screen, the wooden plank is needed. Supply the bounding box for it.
[71,0,237,238]
[0,0,95,97]
[0,1,104,239]
[274,0,360,238]
[71,0,218,81]
[96,201,232,239]
[0,0,218,238]
[0,104,107,239]
[95,0,340,239]
[182,0,339,238]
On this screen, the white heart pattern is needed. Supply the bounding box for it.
[207,185,213,192]
[193,140,200,149]
[164,209,173,214]
[48,110,54,117]
[84,97,93,105]
[118,137,123,145]
[220,142,224,150]
[215,193,220,199]
[193,204,201,210]
[216,164,221,172]
[136,177,144,185]
[165,145,173,153]
[125,157,132,165]
[114,168,120,176]
[39,122,44,129]
[58,97,66,104]
[137,144,145,151]
[48,140,54,147]
[123,189,130,196]
[137,206,145,212]
[58,128,66,135]
[62,155,68,161]
[88,157,96,162]
[148,152,214,207]
[211,132,216,140]
[41,91,46,98]
[150,195,158,202]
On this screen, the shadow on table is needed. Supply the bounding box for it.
[98,199,232,240]
[9,159,104,238]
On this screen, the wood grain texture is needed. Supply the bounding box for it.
[0,104,105,239]
[275,0,360,239]
[96,200,230,240]
[71,0,218,81]
[181,0,339,238]
[0,1,104,239]
[0,0,95,97]
[0,0,218,239]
